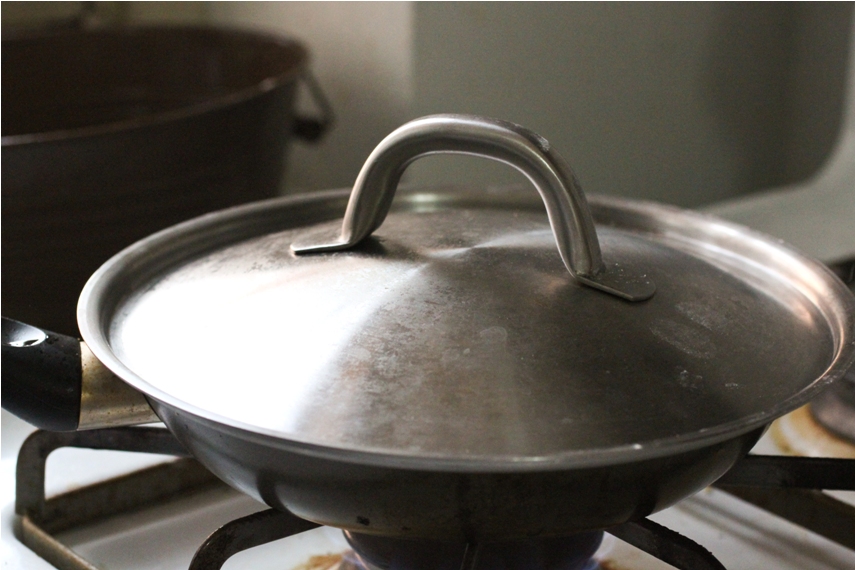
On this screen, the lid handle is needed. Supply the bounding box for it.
[292,114,654,301]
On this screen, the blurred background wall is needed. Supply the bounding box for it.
[3,1,852,207]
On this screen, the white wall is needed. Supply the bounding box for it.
[407,3,852,206]
[206,2,851,207]
[5,2,851,206]
[208,1,414,193]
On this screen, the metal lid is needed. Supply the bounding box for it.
[81,115,855,465]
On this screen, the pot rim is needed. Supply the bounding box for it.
[1,24,309,147]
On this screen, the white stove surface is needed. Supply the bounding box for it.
[2,411,854,570]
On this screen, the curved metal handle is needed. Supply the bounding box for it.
[291,71,334,143]
[292,114,654,301]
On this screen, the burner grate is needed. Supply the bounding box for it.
[13,427,855,570]
[14,428,221,570]
[713,455,855,550]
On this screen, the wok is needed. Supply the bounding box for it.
[3,115,854,542]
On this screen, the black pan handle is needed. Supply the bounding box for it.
[292,71,334,143]
[2,317,81,431]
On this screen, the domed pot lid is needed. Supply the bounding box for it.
[80,115,855,468]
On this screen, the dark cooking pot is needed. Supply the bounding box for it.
[1,25,332,336]
[3,115,854,543]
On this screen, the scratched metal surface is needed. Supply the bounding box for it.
[79,187,849,461]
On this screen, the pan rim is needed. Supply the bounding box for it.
[77,188,855,472]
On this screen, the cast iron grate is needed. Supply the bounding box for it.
[13,427,855,570]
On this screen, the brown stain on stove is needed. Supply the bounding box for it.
[598,560,630,570]
[291,553,346,570]
[770,405,855,458]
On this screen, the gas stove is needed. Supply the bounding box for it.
[4,12,854,570]
[2,409,854,570]
[4,262,854,570]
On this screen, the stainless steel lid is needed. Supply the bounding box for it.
[80,115,855,464]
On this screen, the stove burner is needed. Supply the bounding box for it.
[11,427,855,570]
[342,530,603,570]
[811,259,855,444]
[771,405,855,458]
[811,369,855,445]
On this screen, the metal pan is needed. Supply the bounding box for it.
[4,115,854,542]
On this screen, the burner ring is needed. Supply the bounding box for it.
[343,530,604,570]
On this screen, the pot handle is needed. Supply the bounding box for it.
[291,114,655,301]
[2,317,81,431]
[291,71,335,143]
[1,317,158,431]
